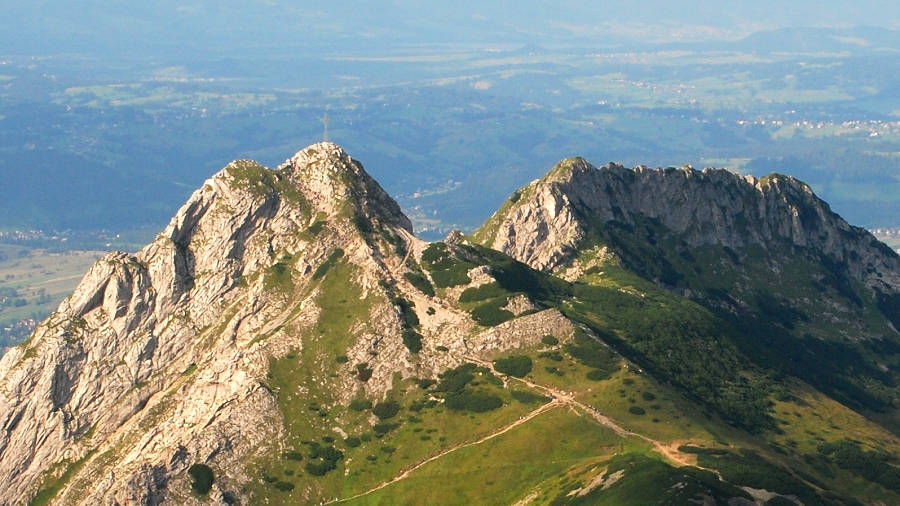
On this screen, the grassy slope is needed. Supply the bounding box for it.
[450,223,900,503]
[241,236,900,504]
[344,408,624,506]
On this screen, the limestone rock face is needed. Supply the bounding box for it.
[0,143,425,505]
[8,145,900,505]
[477,158,900,291]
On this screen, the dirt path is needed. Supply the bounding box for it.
[456,354,696,467]
[330,399,561,503]
[389,242,413,276]
[329,354,698,503]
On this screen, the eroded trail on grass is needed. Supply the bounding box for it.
[330,399,562,503]
[330,354,698,503]
[458,355,695,467]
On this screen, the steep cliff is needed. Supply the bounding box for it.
[474,158,900,292]
[6,147,900,505]
[474,156,900,420]
[0,143,484,505]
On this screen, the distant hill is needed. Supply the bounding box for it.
[4,2,900,56]
[732,26,900,53]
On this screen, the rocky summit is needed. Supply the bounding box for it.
[474,158,900,289]
[4,144,900,505]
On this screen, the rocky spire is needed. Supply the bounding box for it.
[0,143,417,505]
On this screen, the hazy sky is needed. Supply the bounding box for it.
[3,1,900,57]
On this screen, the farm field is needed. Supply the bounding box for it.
[0,245,102,349]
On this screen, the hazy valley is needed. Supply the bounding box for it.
[7,4,900,504]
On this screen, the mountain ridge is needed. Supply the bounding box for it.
[3,143,900,504]
[475,157,900,291]
[0,142,428,503]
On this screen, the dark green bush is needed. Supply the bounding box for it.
[306,220,326,236]
[312,249,345,280]
[541,335,560,346]
[483,371,503,386]
[416,378,436,389]
[817,439,900,493]
[402,329,423,353]
[430,264,474,288]
[435,366,476,393]
[304,443,343,477]
[511,390,550,404]
[355,363,373,382]
[628,406,646,415]
[493,355,533,378]
[373,422,400,436]
[305,462,329,476]
[380,230,407,256]
[421,244,476,288]
[404,272,436,297]
[697,449,821,503]
[349,398,373,411]
[539,351,563,361]
[586,369,611,381]
[677,446,728,456]
[566,328,618,374]
[274,481,295,491]
[459,282,509,303]
[283,451,303,461]
[188,464,214,495]
[372,400,400,420]
[444,392,503,412]
[642,391,656,401]
[352,215,373,234]
[471,299,515,326]
[421,243,449,264]
[344,436,361,448]
[396,297,420,327]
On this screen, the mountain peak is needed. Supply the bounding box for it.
[474,159,900,289]
[8,148,900,505]
[278,142,413,233]
[0,143,425,504]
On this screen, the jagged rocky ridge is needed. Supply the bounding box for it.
[4,145,900,505]
[475,158,900,292]
[0,143,409,504]
[0,143,565,505]
[474,156,900,420]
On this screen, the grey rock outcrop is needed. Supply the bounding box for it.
[0,143,425,505]
[476,158,900,291]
